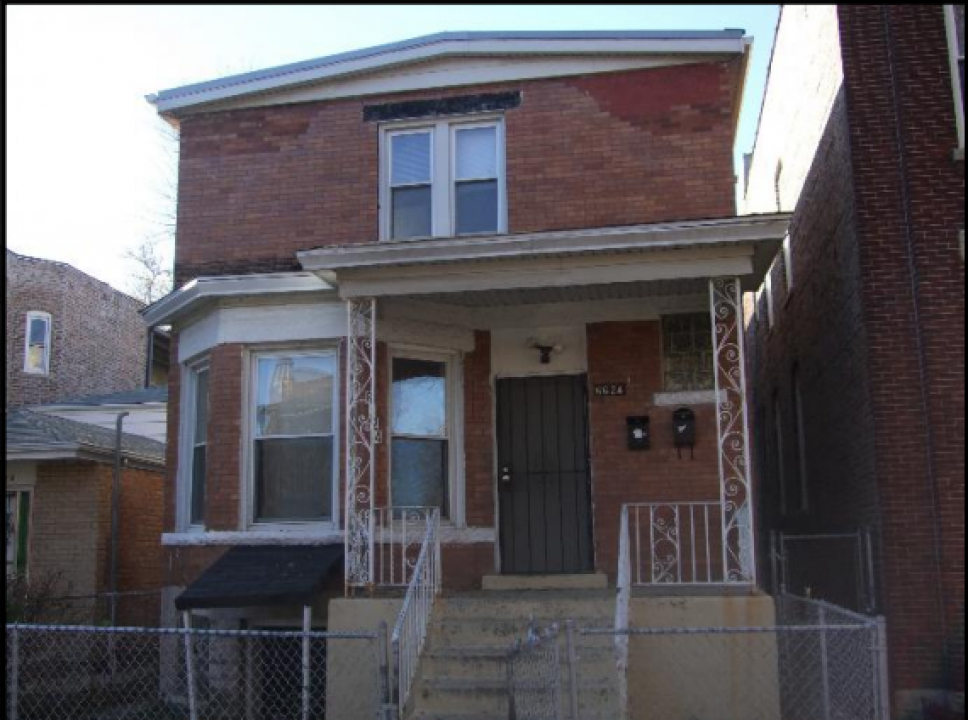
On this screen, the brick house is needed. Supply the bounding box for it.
[743,5,964,718]
[5,249,168,409]
[144,30,790,716]
[5,408,166,625]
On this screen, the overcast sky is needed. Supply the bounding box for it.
[6,5,779,297]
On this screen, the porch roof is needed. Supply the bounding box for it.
[174,545,343,611]
[297,213,790,299]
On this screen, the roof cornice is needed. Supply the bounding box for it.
[141,271,334,327]
[148,30,749,116]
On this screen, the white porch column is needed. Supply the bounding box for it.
[345,298,378,591]
[709,278,756,584]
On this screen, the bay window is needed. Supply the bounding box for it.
[188,365,209,526]
[250,350,337,524]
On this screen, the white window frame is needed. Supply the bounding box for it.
[243,346,341,532]
[944,4,965,149]
[23,311,52,375]
[765,269,776,329]
[782,234,794,292]
[380,115,506,241]
[387,346,465,527]
[177,358,210,532]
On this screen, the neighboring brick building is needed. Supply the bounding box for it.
[6,410,166,625]
[744,6,964,717]
[6,249,153,408]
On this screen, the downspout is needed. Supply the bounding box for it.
[881,4,949,679]
[144,326,155,387]
[110,411,130,626]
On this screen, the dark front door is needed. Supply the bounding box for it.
[497,374,593,574]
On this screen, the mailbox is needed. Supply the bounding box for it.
[627,416,650,451]
[673,407,696,458]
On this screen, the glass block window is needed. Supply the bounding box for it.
[662,313,714,392]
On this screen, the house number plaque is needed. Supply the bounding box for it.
[593,383,627,397]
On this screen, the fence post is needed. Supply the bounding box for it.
[819,605,831,720]
[874,615,890,720]
[376,621,394,719]
[9,625,19,720]
[183,612,199,720]
[565,620,580,720]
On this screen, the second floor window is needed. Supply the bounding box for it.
[384,119,505,240]
[24,311,51,375]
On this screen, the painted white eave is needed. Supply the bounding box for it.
[297,214,791,272]
[149,36,748,115]
[141,271,335,326]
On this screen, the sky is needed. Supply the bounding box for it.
[6,5,779,298]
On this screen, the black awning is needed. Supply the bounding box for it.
[175,545,343,611]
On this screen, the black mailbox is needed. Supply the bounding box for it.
[673,408,696,452]
[627,416,650,450]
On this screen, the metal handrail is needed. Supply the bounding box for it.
[390,507,440,716]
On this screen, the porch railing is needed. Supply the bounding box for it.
[373,507,439,588]
[626,501,730,585]
[390,507,441,716]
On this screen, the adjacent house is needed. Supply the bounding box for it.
[5,249,168,409]
[744,5,964,718]
[6,251,170,624]
[144,29,792,716]
[5,408,166,625]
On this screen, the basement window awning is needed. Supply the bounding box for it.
[174,545,343,611]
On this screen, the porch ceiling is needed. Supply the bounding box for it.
[414,277,710,308]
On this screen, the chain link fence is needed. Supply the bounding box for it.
[6,623,385,720]
[507,623,563,720]
[573,593,888,720]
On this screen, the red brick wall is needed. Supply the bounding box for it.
[839,4,965,700]
[174,61,743,284]
[5,250,148,408]
[587,321,721,580]
[205,344,244,530]
[463,331,494,528]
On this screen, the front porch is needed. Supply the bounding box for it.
[293,214,789,597]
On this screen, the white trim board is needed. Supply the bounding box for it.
[178,300,346,363]
[150,32,748,116]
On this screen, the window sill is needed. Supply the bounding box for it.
[653,390,724,407]
[162,529,343,546]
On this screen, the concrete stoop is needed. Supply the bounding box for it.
[404,589,621,720]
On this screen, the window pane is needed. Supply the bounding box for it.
[257,355,334,437]
[455,127,497,180]
[392,186,432,239]
[194,370,209,444]
[255,437,333,521]
[455,180,498,235]
[391,438,448,512]
[28,317,48,346]
[392,358,446,436]
[391,132,431,185]
[191,447,206,525]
